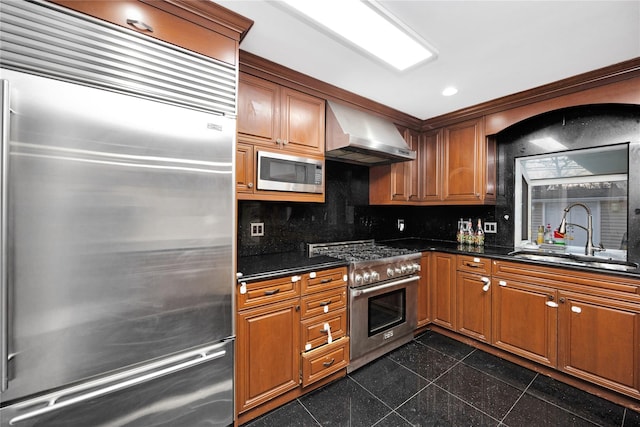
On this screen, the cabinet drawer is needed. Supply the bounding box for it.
[238,275,301,310]
[50,0,237,64]
[300,287,347,320]
[301,338,349,387]
[302,267,348,294]
[457,255,491,274]
[301,309,347,352]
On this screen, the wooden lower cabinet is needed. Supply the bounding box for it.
[491,278,558,367]
[430,252,457,329]
[558,291,640,397]
[236,298,300,414]
[236,267,349,423]
[417,252,430,328]
[301,338,349,387]
[456,270,492,343]
[491,259,640,401]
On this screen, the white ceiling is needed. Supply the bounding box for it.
[218,1,640,121]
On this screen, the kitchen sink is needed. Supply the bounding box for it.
[509,250,639,272]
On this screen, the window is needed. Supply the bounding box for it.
[515,144,628,257]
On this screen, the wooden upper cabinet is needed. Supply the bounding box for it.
[280,87,325,154]
[236,142,255,194]
[421,129,443,202]
[442,117,495,204]
[370,127,420,204]
[48,0,252,65]
[238,73,325,155]
[238,75,280,144]
[369,119,495,206]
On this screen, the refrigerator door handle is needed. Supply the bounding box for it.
[1,79,10,393]
[8,342,228,425]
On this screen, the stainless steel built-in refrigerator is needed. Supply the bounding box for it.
[0,1,236,425]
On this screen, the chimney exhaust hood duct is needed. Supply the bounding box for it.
[325,101,416,165]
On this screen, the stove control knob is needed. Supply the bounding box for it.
[363,272,371,283]
[401,265,408,274]
[412,263,421,272]
[355,274,364,286]
[394,267,402,275]
[387,268,394,278]
[371,271,380,282]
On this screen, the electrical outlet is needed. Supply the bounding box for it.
[250,222,264,237]
[397,219,405,232]
[484,222,497,233]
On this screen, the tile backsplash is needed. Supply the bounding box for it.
[238,104,640,263]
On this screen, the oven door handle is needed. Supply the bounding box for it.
[351,276,420,297]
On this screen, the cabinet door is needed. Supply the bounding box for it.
[49,0,238,64]
[417,253,430,327]
[442,118,485,202]
[405,129,421,201]
[236,299,300,414]
[280,87,325,154]
[558,291,640,397]
[236,142,255,194]
[492,278,557,367]
[421,129,442,202]
[237,74,280,145]
[456,271,492,343]
[430,252,456,330]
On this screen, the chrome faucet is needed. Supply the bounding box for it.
[558,203,605,256]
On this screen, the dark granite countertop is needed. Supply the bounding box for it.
[381,237,640,277]
[237,251,348,283]
[238,238,639,281]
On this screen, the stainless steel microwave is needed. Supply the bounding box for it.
[257,151,324,193]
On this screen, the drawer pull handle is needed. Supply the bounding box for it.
[264,288,280,296]
[126,19,153,32]
[320,328,328,334]
[464,262,481,268]
[323,358,335,368]
[319,300,332,307]
[320,278,333,284]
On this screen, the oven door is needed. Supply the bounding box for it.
[349,276,418,362]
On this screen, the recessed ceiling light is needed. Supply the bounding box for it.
[280,0,437,71]
[442,87,458,96]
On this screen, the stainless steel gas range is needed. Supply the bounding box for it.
[308,240,421,372]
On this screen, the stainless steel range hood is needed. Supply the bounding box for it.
[325,101,416,165]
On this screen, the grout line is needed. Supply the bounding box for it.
[504,375,609,427]
[295,397,323,427]
[498,372,538,424]
[430,382,504,425]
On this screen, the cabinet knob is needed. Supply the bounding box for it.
[126,19,153,32]
[247,182,253,188]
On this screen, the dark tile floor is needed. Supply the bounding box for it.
[242,331,640,427]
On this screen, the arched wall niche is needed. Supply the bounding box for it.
[493,103,640,263]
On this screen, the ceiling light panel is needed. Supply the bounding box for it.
[280,0,437,71]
